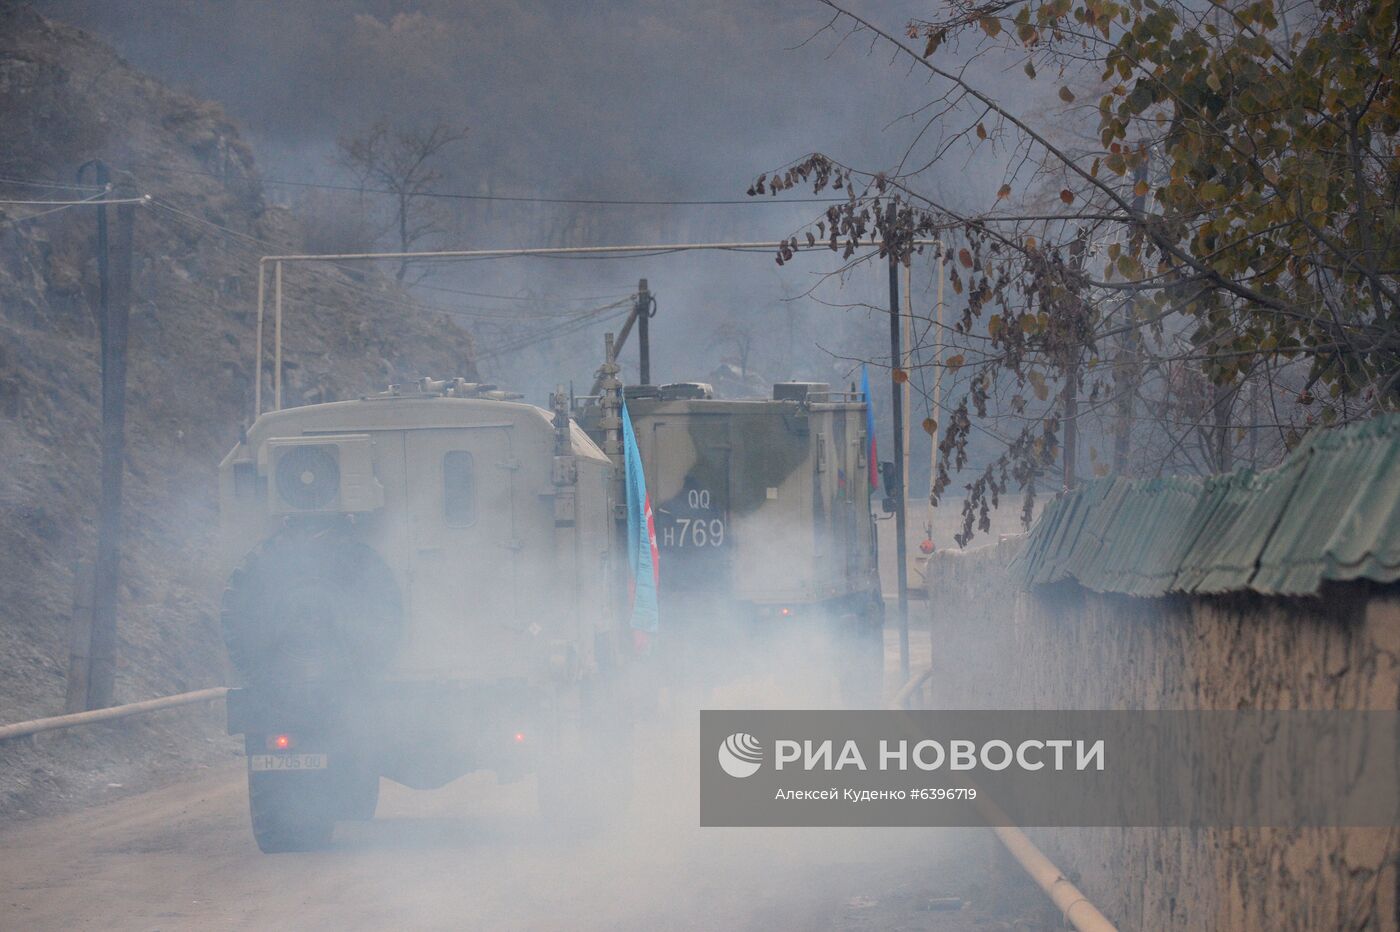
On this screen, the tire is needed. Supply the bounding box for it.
[248,769,334,853]
[222,529,402,687]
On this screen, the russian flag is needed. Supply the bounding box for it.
[621,400,659,635]
[860,365,878,490]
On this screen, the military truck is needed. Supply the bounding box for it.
[217,378,631,852]
[577,379,885,704]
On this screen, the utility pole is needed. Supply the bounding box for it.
[925,243,945,540]
[1212,383,1234,473]
[1062,362,1079,491]
[636,278,651,385]
[86,169,135,710]
[1113,153,1150,476]
[1062,230,1089,493]
[888,253,910,682]
[901,263,912,525]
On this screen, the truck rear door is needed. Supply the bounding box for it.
[399,426,519,676]
[650,420,731,598]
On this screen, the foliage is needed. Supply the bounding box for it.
[754,0,1399,543]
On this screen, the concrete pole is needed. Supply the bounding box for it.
[254,262,264,418]
[273,260,283,411]
[926,244,945,538]
[1062,231,1089,492]
[887,254,911,682]
[1113,154,1150,476]
[901,263,912,519]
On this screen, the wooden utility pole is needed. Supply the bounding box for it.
[63,561,94,713]
[636,278,652,385]
[88,177,135,710]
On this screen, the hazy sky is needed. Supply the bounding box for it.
[35,2,949,202]
[34,1,1029,478]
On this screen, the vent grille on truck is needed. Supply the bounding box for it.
[274,444,341,510]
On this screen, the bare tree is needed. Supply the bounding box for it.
[338,118,468,281]
[710,320,757,377]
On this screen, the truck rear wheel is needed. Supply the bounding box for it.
[248,770,334,853]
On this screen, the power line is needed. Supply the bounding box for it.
[476,303,634,360]
[131,162,847,208]
[0,192,151,225]
[410,279,633,304]
[0,196,148,206]
[147,198,640,322]
[0,175,107,191]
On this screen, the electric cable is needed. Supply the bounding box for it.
[129,161,847,207]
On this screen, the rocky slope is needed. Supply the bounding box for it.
[0,3,479,768]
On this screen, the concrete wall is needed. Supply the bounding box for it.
[925,539,1399,930]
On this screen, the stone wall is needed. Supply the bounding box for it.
[924,539,1399,930]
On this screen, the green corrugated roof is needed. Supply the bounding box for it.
[1008,414,1400,597]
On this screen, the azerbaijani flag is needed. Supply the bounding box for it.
[860,365,878,490]
[621,400,660,634]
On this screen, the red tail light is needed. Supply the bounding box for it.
[267,733,294,751]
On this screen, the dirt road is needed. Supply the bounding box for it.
[0,624,1016,931]
[0,737,998,931]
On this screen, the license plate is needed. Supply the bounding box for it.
[249,753,328,772]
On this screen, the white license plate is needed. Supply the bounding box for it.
[249,753,328,772]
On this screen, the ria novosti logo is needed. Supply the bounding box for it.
[717,733,763,778]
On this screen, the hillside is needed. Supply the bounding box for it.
[0,1,480,746]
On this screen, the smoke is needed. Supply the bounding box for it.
[29,0,1028,412]
[1,8,1017,922]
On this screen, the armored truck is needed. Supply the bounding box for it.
[578,380,885,704]
[217,378,630,852]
